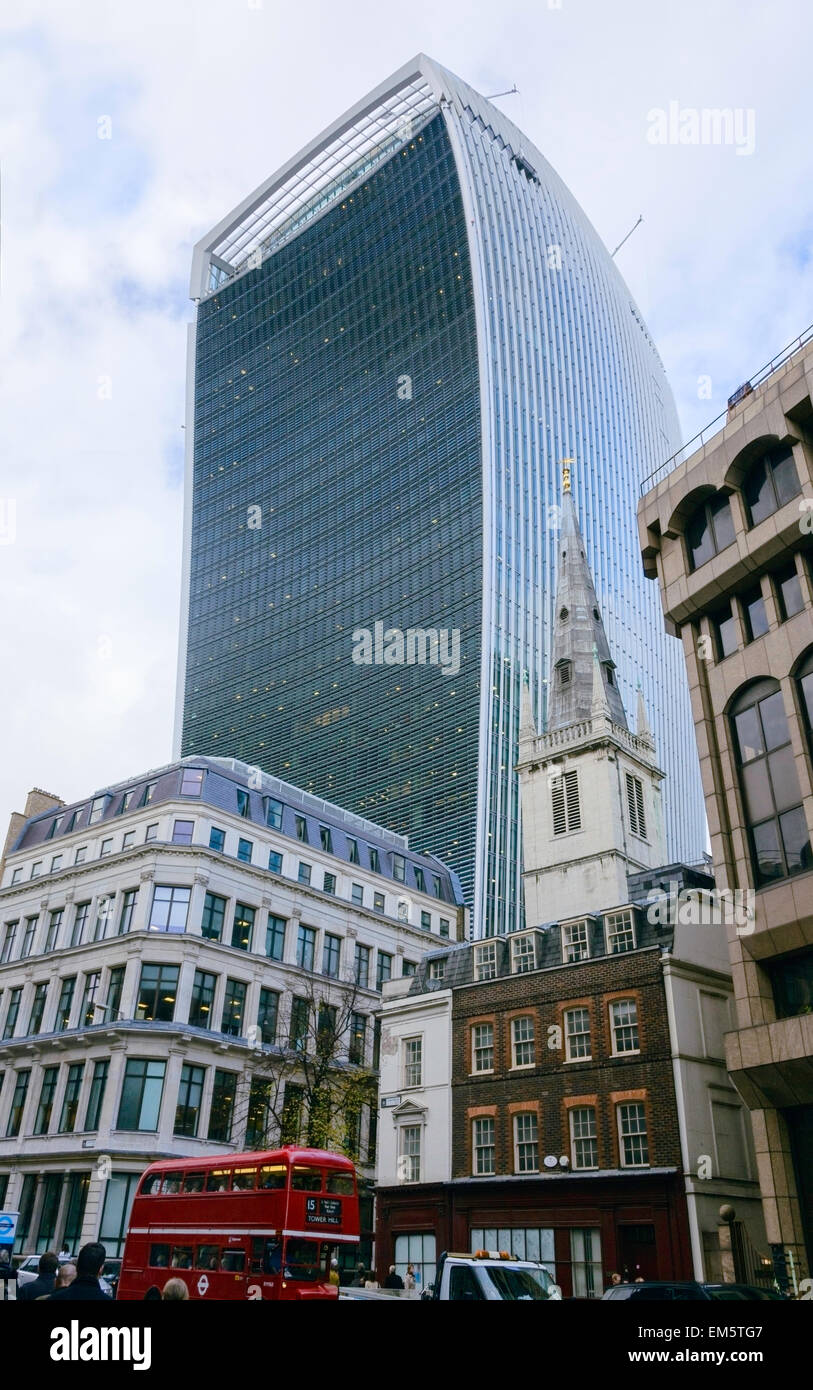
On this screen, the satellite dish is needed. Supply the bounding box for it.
[543,1155,557,1169]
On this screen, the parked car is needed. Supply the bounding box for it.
[603,1280,786,1301]
[424,1250,562,1301]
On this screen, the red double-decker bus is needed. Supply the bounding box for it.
[117,1146,359,1301]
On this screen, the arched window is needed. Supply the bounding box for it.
[685,493,735,571]
[730,680,811,884]
[742,444,800,528]
[797,650,813,761]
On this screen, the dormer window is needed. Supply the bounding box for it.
[604,664,615,686]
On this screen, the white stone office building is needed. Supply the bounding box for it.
[0,757,464,1262]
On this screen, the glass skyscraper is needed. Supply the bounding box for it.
[175,54,705,936]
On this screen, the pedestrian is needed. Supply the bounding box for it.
[404,1263,416,1292]
[57,1244,72,1261]
[143,1286,162,1301]
[608,1271,622,1286]
[0,1247,18,1300]
[350,1262,366,1288]
[363,1270,379,1289]
[48,1242,112,1301]
[17,1251,58,1301]
[328,1257,340,1287]
[162,1277,189,1300]
[382,1265,404,1290]
[37,1263,75,1299]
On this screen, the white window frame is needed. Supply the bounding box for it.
[472,1117,496,1176]
[511,933,536,974]
[610,998,640,1055]
[398,1124,421,1184]
[428,959,445,981]
[511,1015,535,1069]
[617,1102,649,1168]
[403,1036,423,1089]
[562,920,590,963]
[604,909,636,955]
[475,941,498,981]
[471,1022,494,1074]
[564,1007,592,1061]
[569,1106,598,1170]
[513,1112,539,1173]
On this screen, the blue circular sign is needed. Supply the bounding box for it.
[0,1216,13,1234]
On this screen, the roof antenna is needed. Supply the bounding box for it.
[485,84,519,100]
[611,214,643,258]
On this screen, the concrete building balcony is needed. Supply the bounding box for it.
[726,1014,813,1108]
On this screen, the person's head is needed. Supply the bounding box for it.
[55,1263,77,1289]
[39,1252,59,1277]
[407,1263,414,1271]
[634,1277,644,1283]
[76,1241,106,1279]
[162,1277,189,1301]
[610,1271,622,1285]
[357,1262,365,1273]
[330,1258,338,1270]
[389,1265,397,1275]
[0,1248,11,1264]
[143,1285,162,1301]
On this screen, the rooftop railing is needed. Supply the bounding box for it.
[640,322,813,497]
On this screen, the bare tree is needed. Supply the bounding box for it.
[233,971,377,1163]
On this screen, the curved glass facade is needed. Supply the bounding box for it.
[178,56,706,936]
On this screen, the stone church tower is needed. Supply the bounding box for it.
[517,467,666,925]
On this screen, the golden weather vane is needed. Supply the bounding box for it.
[560,458,574,494]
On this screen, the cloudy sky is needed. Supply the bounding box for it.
[1,0,811,834]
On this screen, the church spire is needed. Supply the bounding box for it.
[546,464,629,732]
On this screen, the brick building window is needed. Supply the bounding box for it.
[564,1007,592,1061]
[617,1102,649,1167]
[569,1107,598,1169]
[474,942,497,981]
[610,999,639,1054]
[562,920,589,963]
[605,910,635,954]
[403,1037,422,1088]
[513,1113,539,1173]
[473,1117,496,1175]
[511,934,536,973]
[472,1023,494,1072]
[511,1016,535,1068]
[399,1125,421,1183]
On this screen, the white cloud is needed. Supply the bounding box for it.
[1,0,811,829]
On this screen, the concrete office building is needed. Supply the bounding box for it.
[0,758,463,1265]
[174,53,705,938]
[639,327,813,1283]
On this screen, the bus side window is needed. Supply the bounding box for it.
[325,1171,354,1196]
[258,1165,286,1189]
[291,1167,322,1191]
[250,1238,282,1275]
[142,1174,164,1195]
[220,1249,246,1273]
[171,1247,193,1269]
[205,1169,230,1192]
[149,1244,170,1268]
[183,1172,205,1193]
[196,1245,220,1271]
[163,1175,182,1194]
[232,1168,257,1191]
